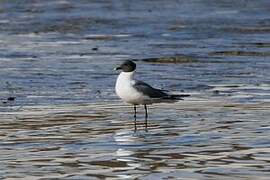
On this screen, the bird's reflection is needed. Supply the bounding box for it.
[113,130,145,176]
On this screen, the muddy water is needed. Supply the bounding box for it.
[1,0,270,179]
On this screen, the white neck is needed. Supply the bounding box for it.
[117,71,135,81]
[116,71,135,90]
[115,70,138,103]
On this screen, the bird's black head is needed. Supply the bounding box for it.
[115,60,136,72]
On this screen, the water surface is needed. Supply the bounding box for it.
[1,0,270,179]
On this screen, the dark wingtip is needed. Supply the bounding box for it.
[169,94,190,100]
[177,94,190,97]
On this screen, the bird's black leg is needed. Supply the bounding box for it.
[144,104,148,131]
[134,105,137,131]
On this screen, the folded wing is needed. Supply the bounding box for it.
[133,80,190,101]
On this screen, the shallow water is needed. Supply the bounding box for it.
[1,0,270,179]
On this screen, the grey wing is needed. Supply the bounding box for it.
[133,80,168,98]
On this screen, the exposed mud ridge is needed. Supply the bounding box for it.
[35,17,119,34]
[209,51,270,57]
[237,42,270,48]
[222,26,270,34]
[140,55,199,64]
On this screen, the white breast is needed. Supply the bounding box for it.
[115,72,148,105]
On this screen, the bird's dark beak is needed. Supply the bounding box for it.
[114,66,122,71]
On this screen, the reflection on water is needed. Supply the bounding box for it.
[1,99,270,179]
[1,0,270,179]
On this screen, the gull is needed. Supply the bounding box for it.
[115,60,189,130]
